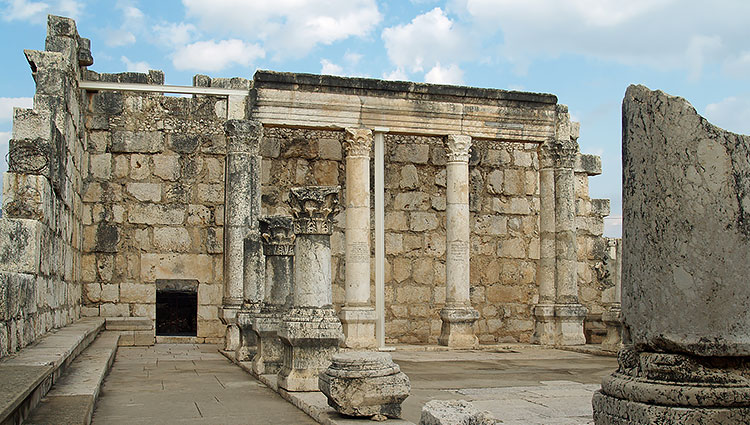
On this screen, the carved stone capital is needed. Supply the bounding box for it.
[259,215,295,256]
[445,135,472,163]
[344,128,373,158]
[288,186,341,235]
[540,139,578,169]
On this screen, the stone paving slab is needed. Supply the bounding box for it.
[91,344,315,425]
[391,346,617,424]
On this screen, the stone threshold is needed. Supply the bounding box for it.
[0,317,105,425]
[220,350,415,425]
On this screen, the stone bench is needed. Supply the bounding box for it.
[24,331,119,425]
[0,317,104,425]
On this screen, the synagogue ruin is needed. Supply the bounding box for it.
[0,14,675,425]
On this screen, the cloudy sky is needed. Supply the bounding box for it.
[2,0,749,236]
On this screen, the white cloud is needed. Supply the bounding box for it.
[152,22,197,48]
[182,0,382,58]
[603,216,622,238]
[3,0,82,22]
[121,56,151,73]
[3,0,49,22]
[105,29,136,47]
[382,68,409,81]
[320,59,343,76]
[172,39,265,72]
[382,8,472,74]
[344,52,363,66]
[723,51,750,78]
[704,96,750,135]
[453,0,750,77]
[424,63,464,85]
[0,97,34,123]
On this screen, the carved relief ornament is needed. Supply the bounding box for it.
[259,215,296,256]
[446,135,472,163]
[288,186,341,235]
[343,128,373,158]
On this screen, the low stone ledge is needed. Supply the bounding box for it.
[0,317,104,425]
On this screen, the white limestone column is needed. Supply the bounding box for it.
[278,186,344,392]
[601,238,622,352]
[438,135,479,348]
[340,128,376,349]
[532,147,557,345]
[221,119,262,351]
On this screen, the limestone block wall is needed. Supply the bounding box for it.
[79,72,233,343]
[0,16,90,358]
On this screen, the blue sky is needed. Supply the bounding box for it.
[2,0,750,237]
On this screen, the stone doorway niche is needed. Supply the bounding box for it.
[156,279,198,336]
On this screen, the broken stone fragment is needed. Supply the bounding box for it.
[319,352,410,419]
[418,399,499,425]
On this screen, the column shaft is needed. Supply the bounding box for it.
[439,135,478,348]
[341,128,376,349]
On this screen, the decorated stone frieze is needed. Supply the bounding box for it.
[288,186,341,235]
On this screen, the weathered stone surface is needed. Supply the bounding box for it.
[0,219,42,274]
[319,352,410,418]
[419,400,499,425]
[622,85,750,356]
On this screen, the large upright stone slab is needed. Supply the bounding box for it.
[592,85,750,424]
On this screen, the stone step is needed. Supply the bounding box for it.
[0,317,104,425]
[23,332,119,425]
[104,317,154,347]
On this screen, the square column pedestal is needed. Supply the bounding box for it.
[278,307,343,392]
[438,307,479,348]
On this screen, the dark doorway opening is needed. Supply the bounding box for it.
[156,279,198,336]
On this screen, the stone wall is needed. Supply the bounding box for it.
[0,16,91,358]
[78,73,237,343]
[259,126,608,344]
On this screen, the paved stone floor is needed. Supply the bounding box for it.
[392,346,617,425]
[91,344,315,425]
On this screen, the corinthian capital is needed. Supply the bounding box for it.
[446,135,472,163]
[344,128,373,158]
[259,215,295,256]
[288,186,341,235]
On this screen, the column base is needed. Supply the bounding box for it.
[251,313,283,375]
[438,307,479,349]
[531,304,556,345]
[593,347,750,424]
[531,303,587,346]
[236,309,258,361]
[277,307,344,392]
[220,306,240,351]
[339,307,377,349]
[555,303,587,346]
[601,306,622,352]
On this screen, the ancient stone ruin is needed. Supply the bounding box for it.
[0,16,614,363]
[592,85,750,423]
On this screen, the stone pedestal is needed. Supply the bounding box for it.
[439,135,478,348]
[277,186,344,392]
[252,216,295,375]
[600,307,622,353]
[340,128,376,349]
[236,309,257,361]
[592,85,750,423]
[319,352,410,419]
